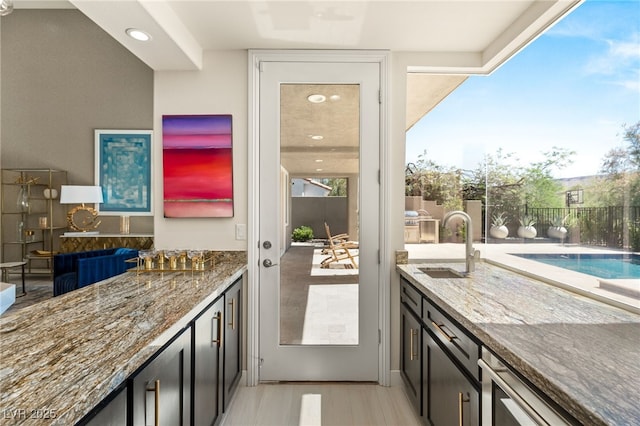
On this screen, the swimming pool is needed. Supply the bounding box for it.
[511,253,640,280]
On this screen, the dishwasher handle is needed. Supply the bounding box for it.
[478,358,549,426]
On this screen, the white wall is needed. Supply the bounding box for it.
[153,50,248,251]
[153,48,417,373]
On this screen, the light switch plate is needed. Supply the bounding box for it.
[235,224,247,240]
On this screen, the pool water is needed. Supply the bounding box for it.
[511,253,640,280]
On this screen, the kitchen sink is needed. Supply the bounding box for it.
[419,267,467,279]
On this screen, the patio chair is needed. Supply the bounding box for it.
[320,222,359,269]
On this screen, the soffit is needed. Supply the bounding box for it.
[40,0,583,73]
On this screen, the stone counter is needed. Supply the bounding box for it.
[0,251,247,425]
[398,262,640,426]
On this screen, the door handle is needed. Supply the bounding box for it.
[146,379,160,426]
[263,259,278,268]
[409,328,418,361]
[458,392,470,426]
[228,298,236,330]
[212,312,222,347]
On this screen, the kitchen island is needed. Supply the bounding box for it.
[398,261,640,426]
[0,251,247,425]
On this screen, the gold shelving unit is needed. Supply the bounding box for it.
[1,168,68,277]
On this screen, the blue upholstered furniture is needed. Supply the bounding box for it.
[53,248,138,297]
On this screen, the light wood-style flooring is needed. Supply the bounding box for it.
[222,382,421,426]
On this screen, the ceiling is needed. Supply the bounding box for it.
[281,84,360,176]
[14,0,581,177]
[47,0,581,74]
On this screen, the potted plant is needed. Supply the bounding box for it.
[292,225,314,242]
[547,215,569,240]
[489,212,509,239]
[517,215,537,239]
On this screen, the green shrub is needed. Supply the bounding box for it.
[292,225,314,242]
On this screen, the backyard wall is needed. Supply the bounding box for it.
[292,197,348,240]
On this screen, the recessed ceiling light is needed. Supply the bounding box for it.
[329,95,341,101]
[310,135,324,141]
[316,168,323,172]
[307,94,326,103]
[315,159,323,163]
[126,28,152,42]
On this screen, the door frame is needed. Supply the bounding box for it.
[247,50,391,386]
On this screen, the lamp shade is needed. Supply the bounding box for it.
[60,185,104,204]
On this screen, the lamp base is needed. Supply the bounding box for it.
[66,204,101,232]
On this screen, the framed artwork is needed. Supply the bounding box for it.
[94,130,153,215]
[162,115,234,218]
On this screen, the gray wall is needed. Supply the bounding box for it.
[292,197,349,239]
[0,9,154,235]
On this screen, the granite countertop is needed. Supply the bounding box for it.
[397,262,640,426]
[0,251,247,425]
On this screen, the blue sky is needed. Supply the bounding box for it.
[406,0,640,179]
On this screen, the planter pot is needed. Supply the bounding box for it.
[548,226,567,240]
[489,225,509,239]
[517,225,537,239]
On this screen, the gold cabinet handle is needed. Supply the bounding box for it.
[146,379,160,426]
[409,328,418,361]
[458,391,470,426]
[431,321,457,342]
[212,312,222,347]
[228,298,236,330]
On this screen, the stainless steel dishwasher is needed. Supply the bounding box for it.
[478,347,577,426]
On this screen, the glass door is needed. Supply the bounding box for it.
[258,60,380,381]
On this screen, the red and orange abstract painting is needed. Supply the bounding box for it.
[162,115,233,217]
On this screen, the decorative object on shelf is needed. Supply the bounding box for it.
[489,212,509,239]
[60,185,104,232]
[39,216,48,229]
[517,215,537,239]
[24,230,35,243]
[119,216,130,234]
[95,129,153,215]
[43,188,58,199]
[0,0,13,16]
[16,186,30,212]
[16,221,24,242]
[131,249,213,273]
[162,115,234,218]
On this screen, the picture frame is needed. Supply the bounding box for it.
[94,129,153,215]
[162,114,234,218]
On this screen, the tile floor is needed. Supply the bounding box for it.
[222,382,421,426]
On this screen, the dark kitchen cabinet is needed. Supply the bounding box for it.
[81,386,127,426]
[132,327,192,425]
[400,277,480,425]
[400,304,422,415]
[424,329,479,426]
[79,276,244,425]
[223,279,242,411]
[193,296,225,426]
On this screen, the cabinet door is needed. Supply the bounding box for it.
[400,304,421,415]
[132,328,191,426]
[426,331,478,426]
[223,279,242,411]
[83,386,127,426]
[193,296,225,426]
